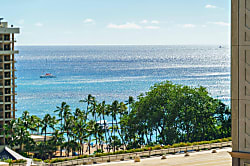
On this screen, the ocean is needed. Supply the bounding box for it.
[15,45,230,118]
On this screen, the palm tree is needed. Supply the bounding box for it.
[55,102,69,130]
[110,101,121,152]
[41,114,58,146]
[87,120,95,154]
[3,119,16,147]
[29,115,41,134]
[72,108,88,155]
[125,96,134,114]
[80,94,94,116]
[97,101,109,150]
[50,129,64,157]
[74,118,88,155]
[89,96,97,122]
[21,110,30,131]
[64,115,73,156]
[118,102,127,147]
[15,118,31,151]
[54,102,70,156]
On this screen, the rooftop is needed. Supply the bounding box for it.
[0,21,19,34]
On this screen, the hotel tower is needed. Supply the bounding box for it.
[0,19,19,145]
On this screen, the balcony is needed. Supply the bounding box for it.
[0,39,16,43]
[4,36,10,41]
[0,68,17,72]
[0,47,11,51]
[0,50,19,55]
[4,109,15,112]
[4,57,10,61]
[0,101,16,105]
[0,85,17,89]
[0,117,14,121]
[3,93,16,96]
[3,60,17,63]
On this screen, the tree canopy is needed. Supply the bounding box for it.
[3,80,231,159]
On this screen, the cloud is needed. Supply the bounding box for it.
[151,20,159,24]
[18,19,24,25]
[35,22,43,27]
[209,22,230,26]
[83,18,95,24]
[183,24,196,28]
[141,20,148,24]
[107,22,142,29]
[145,26,160,29]
[205,5,217,9]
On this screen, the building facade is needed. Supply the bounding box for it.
[231,0,250,165]
[0,20,19,145]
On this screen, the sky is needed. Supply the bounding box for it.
[0,0,230,45]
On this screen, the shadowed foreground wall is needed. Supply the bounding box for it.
[231,0,250,165]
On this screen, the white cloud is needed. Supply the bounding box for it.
[205,5,217,9]
[151,20,159,24]
[209,22,230,26]
[183,24,196,28]
[141,20,148,24]
[35,22,43,27]
[107,22,142,29]
[18,19,24,25]
[83,18,95,24]
[145,26,160,29]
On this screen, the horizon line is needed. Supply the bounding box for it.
[16,44,230,46]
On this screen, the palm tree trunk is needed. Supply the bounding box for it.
[67,131,70,157]
[60,112,63,157]
[112,115,114,152]
[88,136,91,155]
[115,117,125,147]
[102,114,108,150]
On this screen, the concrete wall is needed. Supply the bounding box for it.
[231,0,250,165]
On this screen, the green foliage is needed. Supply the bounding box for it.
[32,158,42,162]
[122,81,231,145]
[2,159,13,164]
[12,159,27,163]
[5,81,231,160]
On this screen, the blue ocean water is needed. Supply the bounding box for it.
[15,45,230,118]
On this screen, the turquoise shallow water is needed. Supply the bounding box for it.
[15,45,230,118]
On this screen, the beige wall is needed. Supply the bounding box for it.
[231,0,250,165]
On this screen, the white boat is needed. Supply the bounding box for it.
[40,73,56,78]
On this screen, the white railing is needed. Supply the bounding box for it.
[38,141,232,166]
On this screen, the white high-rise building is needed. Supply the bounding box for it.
[0,19,19,145]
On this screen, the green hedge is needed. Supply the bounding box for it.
[3,159,27,164]
[45,137,231,163]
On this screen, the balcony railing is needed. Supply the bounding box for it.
[0,48,11,51]
[4,37,10,41]
[4,58,10,61]
[0,38,16,42]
